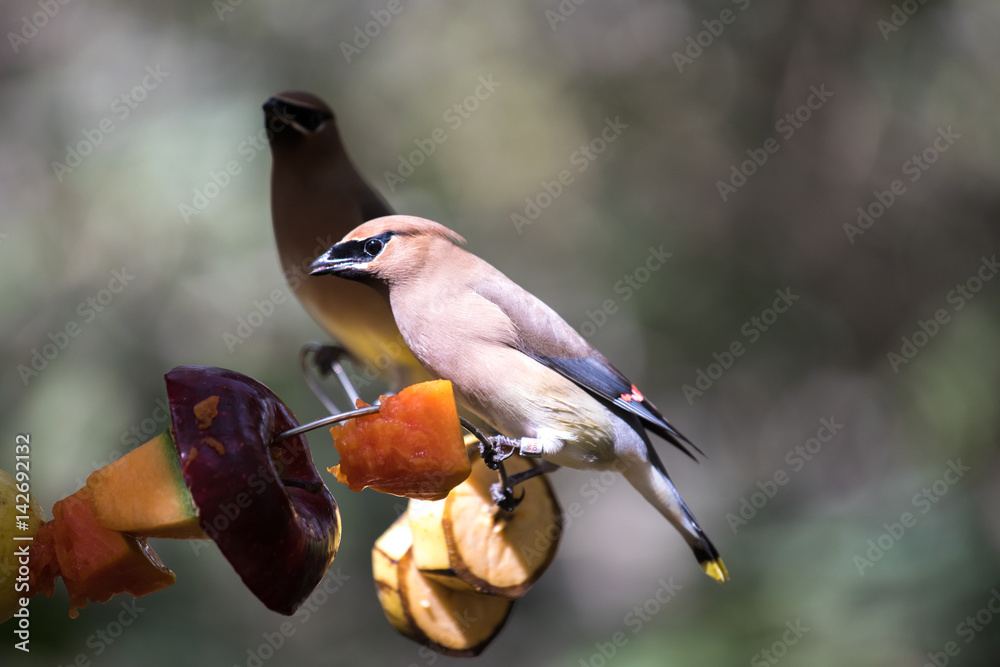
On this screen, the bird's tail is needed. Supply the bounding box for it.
[621,454,729,584]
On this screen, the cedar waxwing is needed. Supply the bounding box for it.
[308,215,728,583]
[264,91,429,389]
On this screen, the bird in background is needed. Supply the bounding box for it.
[264,91,430,389]
[308,215,729,583]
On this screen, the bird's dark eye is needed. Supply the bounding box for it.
[364,238,384,257]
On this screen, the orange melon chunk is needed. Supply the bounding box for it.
[86,430,205,539]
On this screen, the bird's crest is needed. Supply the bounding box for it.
[342,215,467,247]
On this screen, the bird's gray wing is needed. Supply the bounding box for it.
[472,278,700,460]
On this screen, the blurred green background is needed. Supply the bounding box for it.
[3,0,1000,665]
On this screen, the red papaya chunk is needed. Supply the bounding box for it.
[29,486,175,618]
[329,380,471,501]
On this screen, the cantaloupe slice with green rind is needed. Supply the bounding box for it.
[87,430,206,539]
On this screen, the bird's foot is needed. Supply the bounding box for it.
[457,419,520,469]
[481,435,519,471]
[310,344,352,376]
[298,342,362,415]
[457,418,561,512]
[489,460,560,512]
[490,480,524,512]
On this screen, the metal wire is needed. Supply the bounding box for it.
[274,405,381,442]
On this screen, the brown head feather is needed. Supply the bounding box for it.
[341,215,467,246]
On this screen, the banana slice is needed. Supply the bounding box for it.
[372,512,514,656]
[372,513,413,636]
[409,456,562,598]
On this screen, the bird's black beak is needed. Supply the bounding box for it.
[308,244,367,276]
[263,97,330,135]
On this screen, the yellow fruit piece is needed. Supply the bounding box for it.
[373,513,414,636]
[0,469,46,622]
[408,456,561,598]
[407,498,476,591]
[372,512,513,656]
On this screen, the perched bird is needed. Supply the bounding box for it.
[264,91,429,389]
[308,215,728,583]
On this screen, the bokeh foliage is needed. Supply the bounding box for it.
[2,1,999,665]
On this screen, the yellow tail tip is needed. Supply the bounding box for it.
[701,559,730,584]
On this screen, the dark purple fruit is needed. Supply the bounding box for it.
[165,366,340,615]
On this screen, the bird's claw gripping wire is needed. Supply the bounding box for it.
[278,342,378,443]
[482,435,519,470]
[459,418,561,512]
[458,418,512,470]
[491,478,524,513]
[460,418,521,510]
[299,342,363,415]
[488,458,560,512]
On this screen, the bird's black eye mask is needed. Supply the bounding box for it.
[263,99,332,133]
[333,231,395,263]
